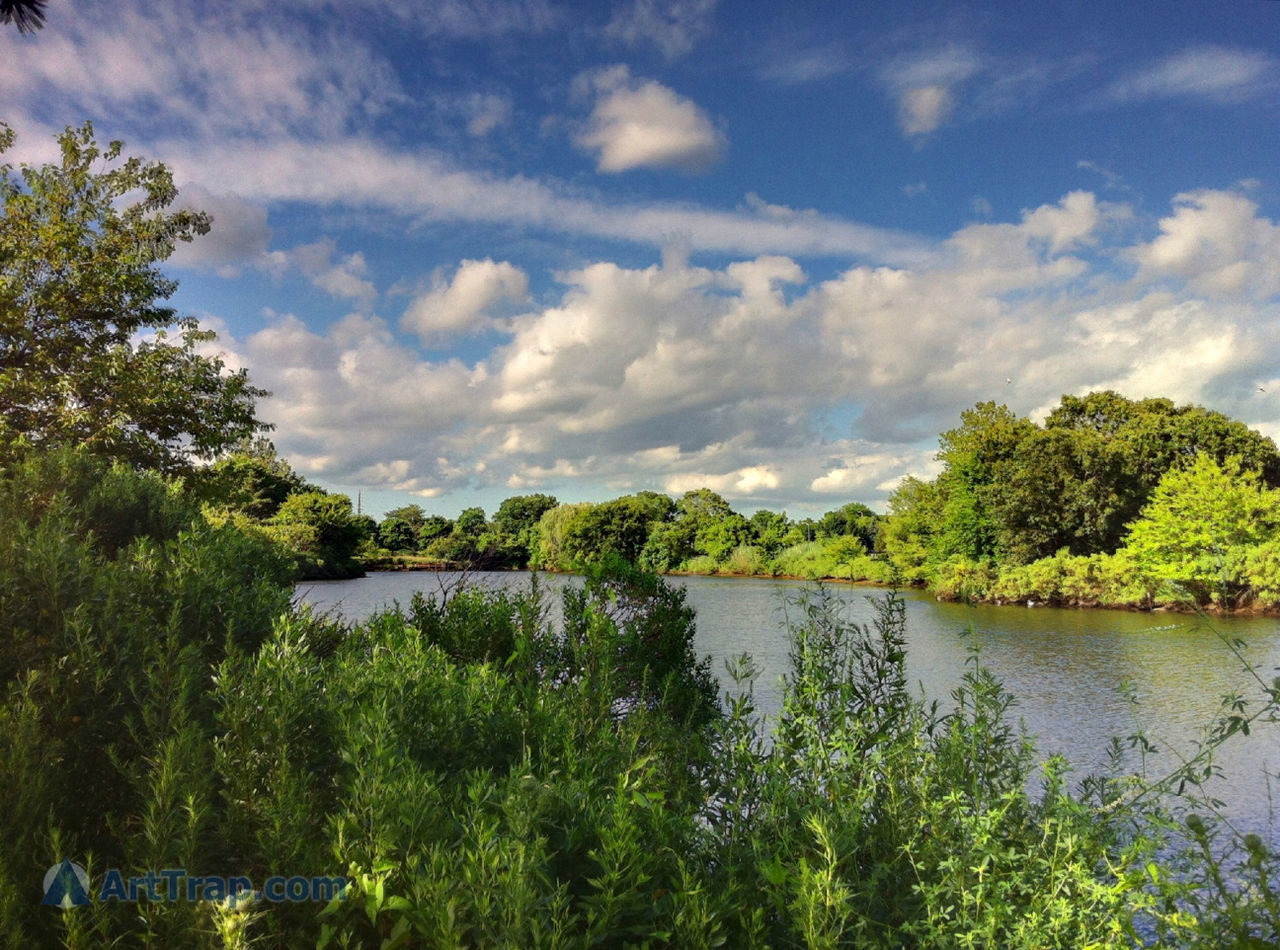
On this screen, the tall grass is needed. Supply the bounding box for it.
[3,449,1280,946]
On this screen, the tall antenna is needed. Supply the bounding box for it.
[357,490,362,516]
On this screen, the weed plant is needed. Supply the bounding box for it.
[3,448,1280,946]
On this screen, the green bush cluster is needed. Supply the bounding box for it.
[6,449,1280,947]
[883,395,1280,611]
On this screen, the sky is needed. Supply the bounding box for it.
[3,0,1280,520]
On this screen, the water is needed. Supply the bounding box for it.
[297,570,1280,836]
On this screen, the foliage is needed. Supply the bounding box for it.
[268,490,367,579]
[491,492,558,565]
[534,501,593,570]
[0,123,265,476]
[561,495,665,566]
[6,459,1280,947]
[885,392,1280,608]
[1124,455,1280,605]
[198,437,312,520]
[0,449,293,944]
[375,514,419,553]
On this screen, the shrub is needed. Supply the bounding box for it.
[773,541,839,579]
[680,554,720,575]
[932,555,997,602]
[721,544,765,575]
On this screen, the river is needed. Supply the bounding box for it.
[297,570,1280,838]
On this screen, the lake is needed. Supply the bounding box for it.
[297,570,1280,838]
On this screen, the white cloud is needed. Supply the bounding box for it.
[199,190,1280,510]
[1133,190,1280,298]
[757,37,849,85]
[1106,45,1275,104]
[262,239,378,309]
[882,45,982,136]
[604,0,717,59]
[574,65,726,173]
[665,466,779,496]
[464,93,514,137]
[898,85,953,136]
[0,3,403,141]
[401,259,530,343]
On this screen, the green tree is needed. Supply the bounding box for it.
[1123,455,1280,604]
[492,493,559,566]
[697,512,754,563]
[1046,390,1280,517]
[562,494,670,566]
[418,514,453,547]
[881,476,945,582]
[376,516,419,553]
[534,502,591,570]
[383,504,427,530]
[198,438,310,520]
[818,501,881,551]
[0,124,266,475]
[268,490,366,578]
[749,509,792,558]
[987,427,1130,564]
[455,506,488,538]
[934,402,1035,562]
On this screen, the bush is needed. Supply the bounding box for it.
[773,541,839,579]
[932,555,997,602]
[680,554,720,575]
[0,449,295,943]
[721,544,766,575]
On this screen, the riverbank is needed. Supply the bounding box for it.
[359,557,1280,618]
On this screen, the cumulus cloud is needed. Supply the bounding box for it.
[401,259,530,343]
[574,65,726,173]
[604,0,717,59]
[262,239,379,309]
[1106,45,1276,104]
[1133,190,1280,298]
[881,45,982,136]
[198,190,1275,510]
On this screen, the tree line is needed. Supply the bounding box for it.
[208,387,1280,614]
[881,392,1280,610]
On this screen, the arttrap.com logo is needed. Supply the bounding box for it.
[42,860,91,908]
[42,860,347,909]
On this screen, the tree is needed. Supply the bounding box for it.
[0,0,45,33]
[492,493,559,566]
[934,401,1036,562]
[268,491,366,578]
[418,514,453,547]
[987,427,1130,564]
[749,509,792,558]
[198,438,311,520]
[376,516,420,553]
[535,503,591,570]
[1124,455,1280,604]
[563,495,663,566]
[383,504,427,530]
[0,124,266,475]
[818,501,881,551]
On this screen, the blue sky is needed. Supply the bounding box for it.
[4,0,1280,519]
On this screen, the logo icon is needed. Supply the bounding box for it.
[42,860,91,908]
